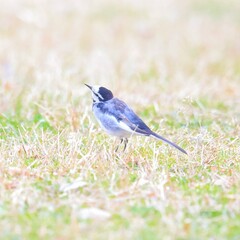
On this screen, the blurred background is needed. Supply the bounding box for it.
[1,0,239,113]
[0,1,240,239]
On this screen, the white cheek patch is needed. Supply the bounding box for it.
[92,92,103,101]
[92,92,99,102]
[96,93,104,100]
[92,85,100,92]
[92,86,100,93]
[91,86,104,101]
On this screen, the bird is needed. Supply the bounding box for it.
[85,84,187,154]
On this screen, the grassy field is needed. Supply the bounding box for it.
[0,0,240,239]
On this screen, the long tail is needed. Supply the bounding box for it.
[150,132,187,155]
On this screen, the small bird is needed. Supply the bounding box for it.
[85,84,187,154]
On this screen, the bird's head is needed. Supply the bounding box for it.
[85,84,114,102]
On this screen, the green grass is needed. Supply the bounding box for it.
[0,0,240,239]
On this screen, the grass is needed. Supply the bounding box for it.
[0,0,240,239]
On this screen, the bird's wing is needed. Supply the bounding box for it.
[117,114,150,136]
[103,99,187,154]
[109,98,152,136]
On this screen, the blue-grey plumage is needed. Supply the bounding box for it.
[85,84,187,154]
[93,98,151,137]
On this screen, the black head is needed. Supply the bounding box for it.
[98,87,114,101]
[85,84,114,102]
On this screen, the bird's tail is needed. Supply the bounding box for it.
[150,132,187,155]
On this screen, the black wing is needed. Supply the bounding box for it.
[97,98,187,154]
[98,98,152,135]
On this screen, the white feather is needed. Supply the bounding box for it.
[118,121,136,133]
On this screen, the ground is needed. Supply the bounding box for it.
[0,0,240,239]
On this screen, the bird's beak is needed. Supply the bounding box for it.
[84,84,92,90]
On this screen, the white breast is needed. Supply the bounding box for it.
[92,106,133,138]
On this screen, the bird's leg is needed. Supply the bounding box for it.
[123,138,128,152]
[115,138,123,152]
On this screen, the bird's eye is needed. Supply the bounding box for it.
[94,92,103,100]
[93,92,99,97]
